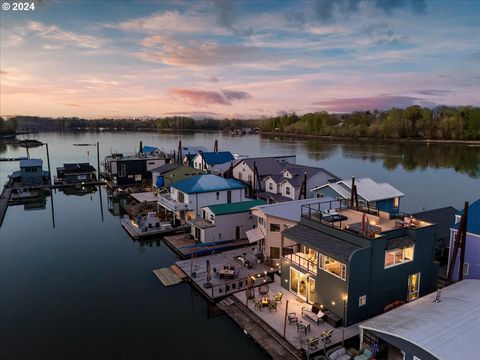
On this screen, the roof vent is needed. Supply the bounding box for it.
[433,289,442,303]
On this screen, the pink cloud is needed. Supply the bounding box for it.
[169,88,251,106]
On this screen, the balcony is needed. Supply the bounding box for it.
[283,246,318,275]
[158,194,191,211]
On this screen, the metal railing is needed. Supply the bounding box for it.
[283,246,318,274]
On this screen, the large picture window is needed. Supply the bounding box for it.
[319,254,346,280]
[385,245,414,268]
[270,223,281,232]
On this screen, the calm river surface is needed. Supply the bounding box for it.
[0,131,479,360]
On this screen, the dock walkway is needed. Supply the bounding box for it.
[218,295,304,360]
[0,188,13,227]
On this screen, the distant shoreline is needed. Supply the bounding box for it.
[260,131,480,145]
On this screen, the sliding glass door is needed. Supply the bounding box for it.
[290,268,315,303]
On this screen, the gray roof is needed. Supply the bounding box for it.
[414,206,457,241]
[20,159,43,167]
[254,197,337,221]
[283,224,362,262]
[235,157,286,177]
[150,162,182,174]
[312,177,404,202]
[359,279,480,360]
[256,192,293,203]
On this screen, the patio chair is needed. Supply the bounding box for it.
[297,322,311,335]
[321,330,333,344]
[306,336,320,350]
[273,291,283,304]
[288,312,298,325]
[268,301,277,312]
[254,299,262,310]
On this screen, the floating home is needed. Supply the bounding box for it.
[231,155,296,192]
[280,199,438,327]
[55,163,97,184]
[9,159,50,186]
[150,163,203,189]
[447,197,480,280]
[192,151,235,171]
[312,177,405,215]
[359,279,479,359]
[104,150,172,187]
[191,199,265,243]
[157,174,249,226]
[259,164,339,203]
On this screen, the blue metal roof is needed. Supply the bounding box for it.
[201,151,234,165]
[453,198,480,235]
[142,146,159,153]
[173,174,246,194]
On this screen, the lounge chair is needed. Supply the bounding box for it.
[288,312,298,325]
[326,346,351,360]
[302,303,324,324]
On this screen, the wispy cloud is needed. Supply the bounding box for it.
[136,35,267,67]
[169,88,251,106]
[27,21,106,49]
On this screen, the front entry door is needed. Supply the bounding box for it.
[408,272,421,301]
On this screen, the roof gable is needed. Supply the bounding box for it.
[172,174,246,194]
[200,151,235,165]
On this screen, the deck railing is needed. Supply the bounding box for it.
[210,272,274,299]
[283,246,318,274]
[157,194,191,211]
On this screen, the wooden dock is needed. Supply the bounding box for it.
[0,188,13,227]
[164,234,250,259]
[153,268,182,286]
[121,218,190,239]
[218,296,304,360]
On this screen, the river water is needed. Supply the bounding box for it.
[0,131,479,359]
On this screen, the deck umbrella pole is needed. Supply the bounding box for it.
[283,300,289,338]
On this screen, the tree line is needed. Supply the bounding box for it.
[1,105,479,140]
[261,106,480,140]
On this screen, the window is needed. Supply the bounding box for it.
[316,193,325,198]
[285,186,291,195]
[359,295,367,306]
[268,182,273,191]
[385,245,415,268]
[238,172,243,180]
[135,174,142,181]
[393,197,400,208]
[463,262,470,275]
[270,223,281,232]
[210,214,215,221]
[178,192,185,203]
[258,217,264,226]
[408,272,421,301]
[121,163,126,170]
[248,174,252,184]
[319,253,347,280]
[270,247,280,259]
[202,210,206,219]
[216,192,220,200]
[283,224,289,229]
[119,170,126,177]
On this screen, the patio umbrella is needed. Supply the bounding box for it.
[203,259,212,288]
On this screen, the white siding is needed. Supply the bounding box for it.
[265,178,279,193]
[307,172,336,198]
[197,211,256,243]
[146,159,167,172]
[281,181,297,200]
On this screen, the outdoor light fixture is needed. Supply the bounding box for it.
[331,301,336,306]
[285,279,288,283]
[342,294,348,301]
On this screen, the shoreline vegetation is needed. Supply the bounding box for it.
[2,105,479,142]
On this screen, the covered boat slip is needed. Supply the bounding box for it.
[359,280,480,360]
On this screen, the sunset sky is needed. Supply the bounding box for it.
[1,0,479,119]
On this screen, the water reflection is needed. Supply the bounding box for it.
[293,136,480,178]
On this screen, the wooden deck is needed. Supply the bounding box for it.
[164,233,251,259]
[0,188,13,227]
[218,295,304,360]
[176,247,274,300]
[152,268,182,286]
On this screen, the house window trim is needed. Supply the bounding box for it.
[319,253,347,281]
[384,244,415,269]
[463,262,469,276]
[359,295,367,307]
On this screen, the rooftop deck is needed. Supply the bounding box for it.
[301,199,432,238]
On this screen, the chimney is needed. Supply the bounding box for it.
[214,139,218,153]
[350,176,355,208]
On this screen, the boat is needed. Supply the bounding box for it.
[17,139,43,148]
